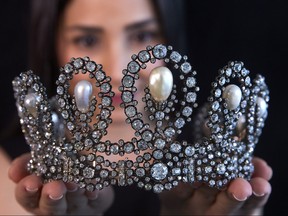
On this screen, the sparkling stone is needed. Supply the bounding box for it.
[175,118,185,128]
[181,62,192,74]
[256,97,267,117]
[74,80,93,113]
[142,130,153,141]
[152,44,167,59]
[73,58,83,68]
[170,51,182,63]
[136,168,145,177]
[64,63,73,73]
[185,146,195,156]
[124,142,134,153]
[222,84,242,110]
[122,91,133,103]
[24,93,39,117]
[186,76,196,88]
[153,184,164,193]
[127,61,140,73]
[83,167,95,178]
[86,61,96,72]
[132,119,143,130]
[186,92,197,103]
[125,106,136,117]
[100,83,111,93]
[95,71,105,81]
[182,106,193,117]
[149,66,173,102]
[154,138,165,149]
[122,75,134,88]
[170,143,182,153]
[153,150,163,159]
[216,163,226,174]
[138,50,150,62]
[151,163,168,180]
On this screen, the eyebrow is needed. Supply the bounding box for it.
[65,19,157,33]
[125,19,158,31]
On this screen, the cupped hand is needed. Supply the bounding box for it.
[159,157,272,215]
[8,153,114,215]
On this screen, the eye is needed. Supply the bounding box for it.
[130,30,159,44]
[72,34,99,48]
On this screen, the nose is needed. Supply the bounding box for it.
[101,39,131,93]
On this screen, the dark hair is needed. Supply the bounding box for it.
[28,0,188,96]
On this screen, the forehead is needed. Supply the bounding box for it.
[62,0,156,27]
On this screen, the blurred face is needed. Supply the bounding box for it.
[56,0,165,140]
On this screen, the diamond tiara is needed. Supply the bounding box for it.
[12,44,269,193]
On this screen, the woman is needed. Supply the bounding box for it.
[4,0,272,215]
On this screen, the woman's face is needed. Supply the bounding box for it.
[57,0,165,131]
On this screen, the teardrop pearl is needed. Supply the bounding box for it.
[149,66,173,102]
[74,80,93,113]
[222,84,242,110]
[24,93,38,117]
[256,97,267,117]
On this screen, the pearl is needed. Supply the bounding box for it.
[149,66,173,102]
[256,97,267,117]
[24,93,39,117]
[222,84,242,110]
[74,80,93,113]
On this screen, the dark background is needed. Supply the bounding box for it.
[1,0,287,215]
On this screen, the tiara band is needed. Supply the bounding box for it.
[12,44,269,193]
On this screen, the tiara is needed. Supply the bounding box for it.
[12,44,269,193]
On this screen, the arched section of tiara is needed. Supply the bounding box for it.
[120,44,199,150]
[12,71,53,175]
[185,61,269,189]
[56,57,114,151]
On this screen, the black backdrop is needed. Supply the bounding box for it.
[1,0,287,214]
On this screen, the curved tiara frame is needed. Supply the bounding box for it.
[12,44,269,193]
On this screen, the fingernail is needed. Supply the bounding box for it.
[253,191,265,197]
[26,187,38,193]
[232,193,247,201]
[49,194,63,200]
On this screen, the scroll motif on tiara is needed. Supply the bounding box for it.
[12,44,269,193]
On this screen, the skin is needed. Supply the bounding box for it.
[7,0,273,215]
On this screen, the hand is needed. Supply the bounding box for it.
[8,153,114,215]
[159,157,272,215]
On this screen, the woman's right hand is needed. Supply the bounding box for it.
[8,153,114,215]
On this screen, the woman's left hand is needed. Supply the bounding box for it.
[159,156,272,215]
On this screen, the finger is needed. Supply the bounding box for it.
[8,153,31,183]
[15,174,43,211]
[206,178,252,215]
[241,177,272,214]
[252,157,273,180]
[187,184,220,214]
[66,187,89,213]
[88,186,115,213]
[38,181,67,215]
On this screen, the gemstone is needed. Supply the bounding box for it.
[151,163,168,180]
[74,80,93,113]
[222,84,242,110]
[256,97,267,117]
[149,66,173,102]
